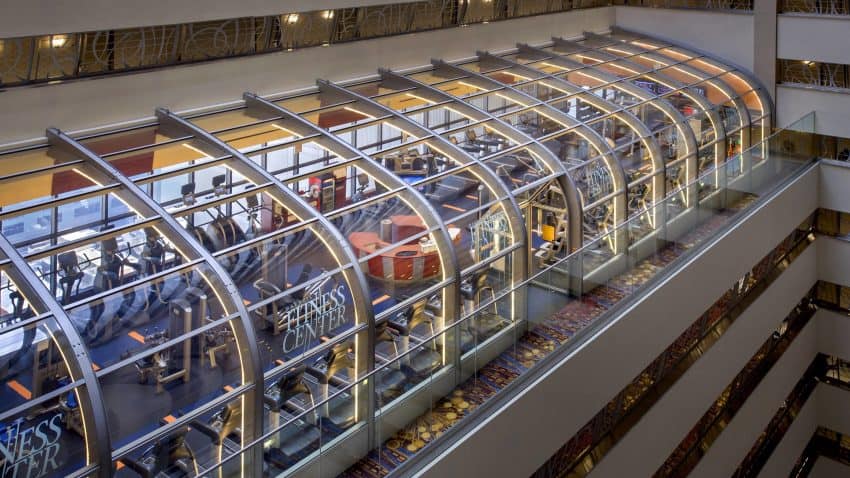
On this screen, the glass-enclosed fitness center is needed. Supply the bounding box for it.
[0,28,773,478]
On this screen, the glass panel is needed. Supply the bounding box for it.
[374,144,437,183]
[414,105,473,134]
[657,64,705,87]
[0,148,110,228]
[482,148,550,191]
[33,225,167,303]
[262,140,352,183]
[548,96,607,123]
[1,315,69,411]
[565,51,608,66]
[541,130,604,168]
[592,85,642,106]
[0,384,91,477]
[473,92,527,116]
[338,194,444,303]
[0,313,90,476]
[593,60,650,78]
[442,121,517,159]
[499,107,564,138]
[571,159,618,207]
[237,235,358,370]
[113,393,248,477]
[275,93,347,116]
[560,69,608,89]
[741,90,764,120]
[408,68,466,86]
[96,287,241,449]
[372,88,433,113]
[70,261,230,363]
[512,80,566,103]
[718,72,757,97]
[431,78,496,98]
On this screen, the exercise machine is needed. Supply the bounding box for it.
[263,366,321,467]
[307,342,356,429]
[390,297,442,378]
[120,426,198,478]
[459,271,505,347]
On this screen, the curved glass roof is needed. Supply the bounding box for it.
[0,29,770,477]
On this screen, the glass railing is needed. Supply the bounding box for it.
[198,113,816,477]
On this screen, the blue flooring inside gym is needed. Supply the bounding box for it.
[2,160,540,474]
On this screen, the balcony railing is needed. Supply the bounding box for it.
[780,0,850,15]
[778,59,850,90]
[0,0,752,88]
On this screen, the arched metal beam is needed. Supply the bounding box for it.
[156,107,386,444]
[484,50,673,209]
[561,35,719,200]
[581,36,731,167]
[378,68,584,254]
[243,90,464,423]
[611,26,774,128]
[0,238,112,478]
[607,40,756,180]
[519,44,684,207]
[315,78,529,321]
[240,93,459,333]
[606,33,755,150]
[46,127,266,476]
[430,59,630,252]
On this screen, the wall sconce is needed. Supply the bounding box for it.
[322,10,335,20]
[50,35,68,48]
[286,14,300,24]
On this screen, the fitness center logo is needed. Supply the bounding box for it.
[282,285,347,353]
[1,414,63,478]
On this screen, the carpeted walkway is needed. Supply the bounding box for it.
[341,197,755,477]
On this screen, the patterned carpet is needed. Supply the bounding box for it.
[341,197,755,477]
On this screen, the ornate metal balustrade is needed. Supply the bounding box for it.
[780,0,850,15]
[778,59,850,90]
[610,0,752,8]
[0,0,753,88]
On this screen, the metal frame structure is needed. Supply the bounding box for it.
[0,30,771,478]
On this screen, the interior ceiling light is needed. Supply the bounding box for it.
[286,14,299,24]
[802,60,813,65]
[322,10,334,20]
[50,35,68,48]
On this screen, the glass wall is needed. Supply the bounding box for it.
[0,30,779,478]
